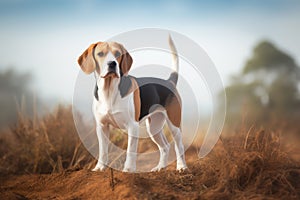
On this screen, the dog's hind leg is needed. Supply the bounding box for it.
[165,96,187,171]
[146,112,170,172]
[166,118,187,171]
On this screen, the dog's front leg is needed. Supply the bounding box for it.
[123,122,139,172]
[92,124,109,171]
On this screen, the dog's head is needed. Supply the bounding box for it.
[77,42,132,79]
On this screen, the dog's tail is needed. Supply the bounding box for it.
[168,35,179,86]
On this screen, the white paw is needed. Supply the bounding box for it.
[151,164,166,172]
[92,163,107,172]
[122,166,136,173]
[177,166,188,172]
[176,162,187,172]
[123,157,137,173]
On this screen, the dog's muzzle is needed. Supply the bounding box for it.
[101,61,119,78]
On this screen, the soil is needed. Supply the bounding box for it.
[0,149,201,200]
[1,146,299,200]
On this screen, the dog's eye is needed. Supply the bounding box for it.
[114,51,121,58]
[98,52,104,57]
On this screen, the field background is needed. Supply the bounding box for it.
[0,105,299,199]
[1,1,300,199]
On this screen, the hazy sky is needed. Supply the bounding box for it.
[0,0,299,103]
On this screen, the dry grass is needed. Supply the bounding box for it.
[192,129,300,199]
[0,105,94,175]
[0,106,299,199]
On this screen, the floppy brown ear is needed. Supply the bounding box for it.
[77,43,98,74]
[120,48,133,76]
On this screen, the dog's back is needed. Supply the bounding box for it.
[134,76,179,121]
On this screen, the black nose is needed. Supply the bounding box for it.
[107,61,116,70]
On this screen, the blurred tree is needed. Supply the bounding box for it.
[222,40,300,125]
[243,41,298,74]
[0,69,36,128]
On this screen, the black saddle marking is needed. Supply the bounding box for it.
[94,76,178,121]
[134,77,177,121]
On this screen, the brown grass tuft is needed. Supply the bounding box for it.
[0,105,94,175]
[195,129,300,199]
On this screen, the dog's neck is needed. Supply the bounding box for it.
[96,77,120,104]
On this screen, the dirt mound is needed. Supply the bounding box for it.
[1,136,300,200]
[1,107,300,199]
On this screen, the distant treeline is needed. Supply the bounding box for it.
[220,40,300,127]
[0,69,39,128]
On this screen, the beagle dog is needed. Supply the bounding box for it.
[77,36,187,172]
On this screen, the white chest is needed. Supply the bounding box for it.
[93,92,135,129]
